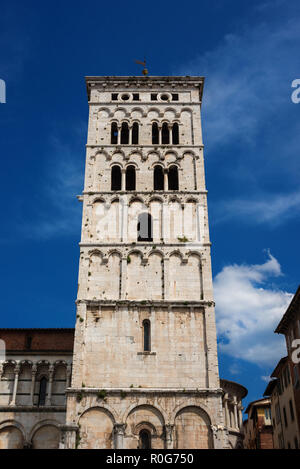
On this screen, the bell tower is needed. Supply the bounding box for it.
[63,76,226,449]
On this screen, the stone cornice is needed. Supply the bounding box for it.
[85,76,204,101]
[88,101,202,106]
[78,242,212,248]
[0,406,66,412]
[81,190,208,195]
[76,299,215,307]
[86,144,204,149]
[66,387,221,396]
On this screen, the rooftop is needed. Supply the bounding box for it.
[275,285,300,334]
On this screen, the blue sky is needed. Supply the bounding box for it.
[0,0,300,411]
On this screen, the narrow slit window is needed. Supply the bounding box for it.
[168,165,179,190]
[137,213,153,242]
[111,165,122,191]
[126,165,136,191]
[162,122,169,144]
[111,122,118,144]
[132,122,139,144]
[143,320,151,352]
[154,165,164,190]
[38,377,47,406]
[121,122,129,144]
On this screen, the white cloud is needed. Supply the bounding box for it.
[261,375,273,383]
[214,252,293,366]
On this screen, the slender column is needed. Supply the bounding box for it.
[117,125,121,145]
[114,423,126,449]
[224,393,229,427]
[238,403,243,431]
[121,199,128,242]
[46,364,54,406]
[168,125,172,144]
[165,424,174,449]
[66,364,72,387]
[163,258,170,300]
[120,257,127,299]
[129,125,132,144]
[158,125,162,145]
[10,362,20,406]
[164,169,168,191]
[121,169,126,191]
[30,364,37,405]
[233,397,238,429]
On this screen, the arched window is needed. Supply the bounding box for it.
[137,212,153,242]
[143,319,151,352]
[162,123,169,144]
[152,122,159,144]
[172,123,179,144]
[111,122,118,144]
[132,122,139,144]
[38,377,47,406]
[154,165,164,190]
[121,122,129,144]
[139,429,151,449]
[126,165,136,191]
[168,165,179,190]
[111,165,122,191]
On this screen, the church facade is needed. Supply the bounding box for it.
[0,76,247,449]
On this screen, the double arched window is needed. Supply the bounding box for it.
[111,165,136,191]
[152,122,179,145]
[153,165,179,190]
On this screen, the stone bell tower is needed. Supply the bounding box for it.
[62,76,226,449]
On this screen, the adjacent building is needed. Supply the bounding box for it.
[262,285,300,449]
[264,357,299,449]
[243,398,273,449]
[221,379,247,449]
[275,286,300,435]
[0,329,73,449]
